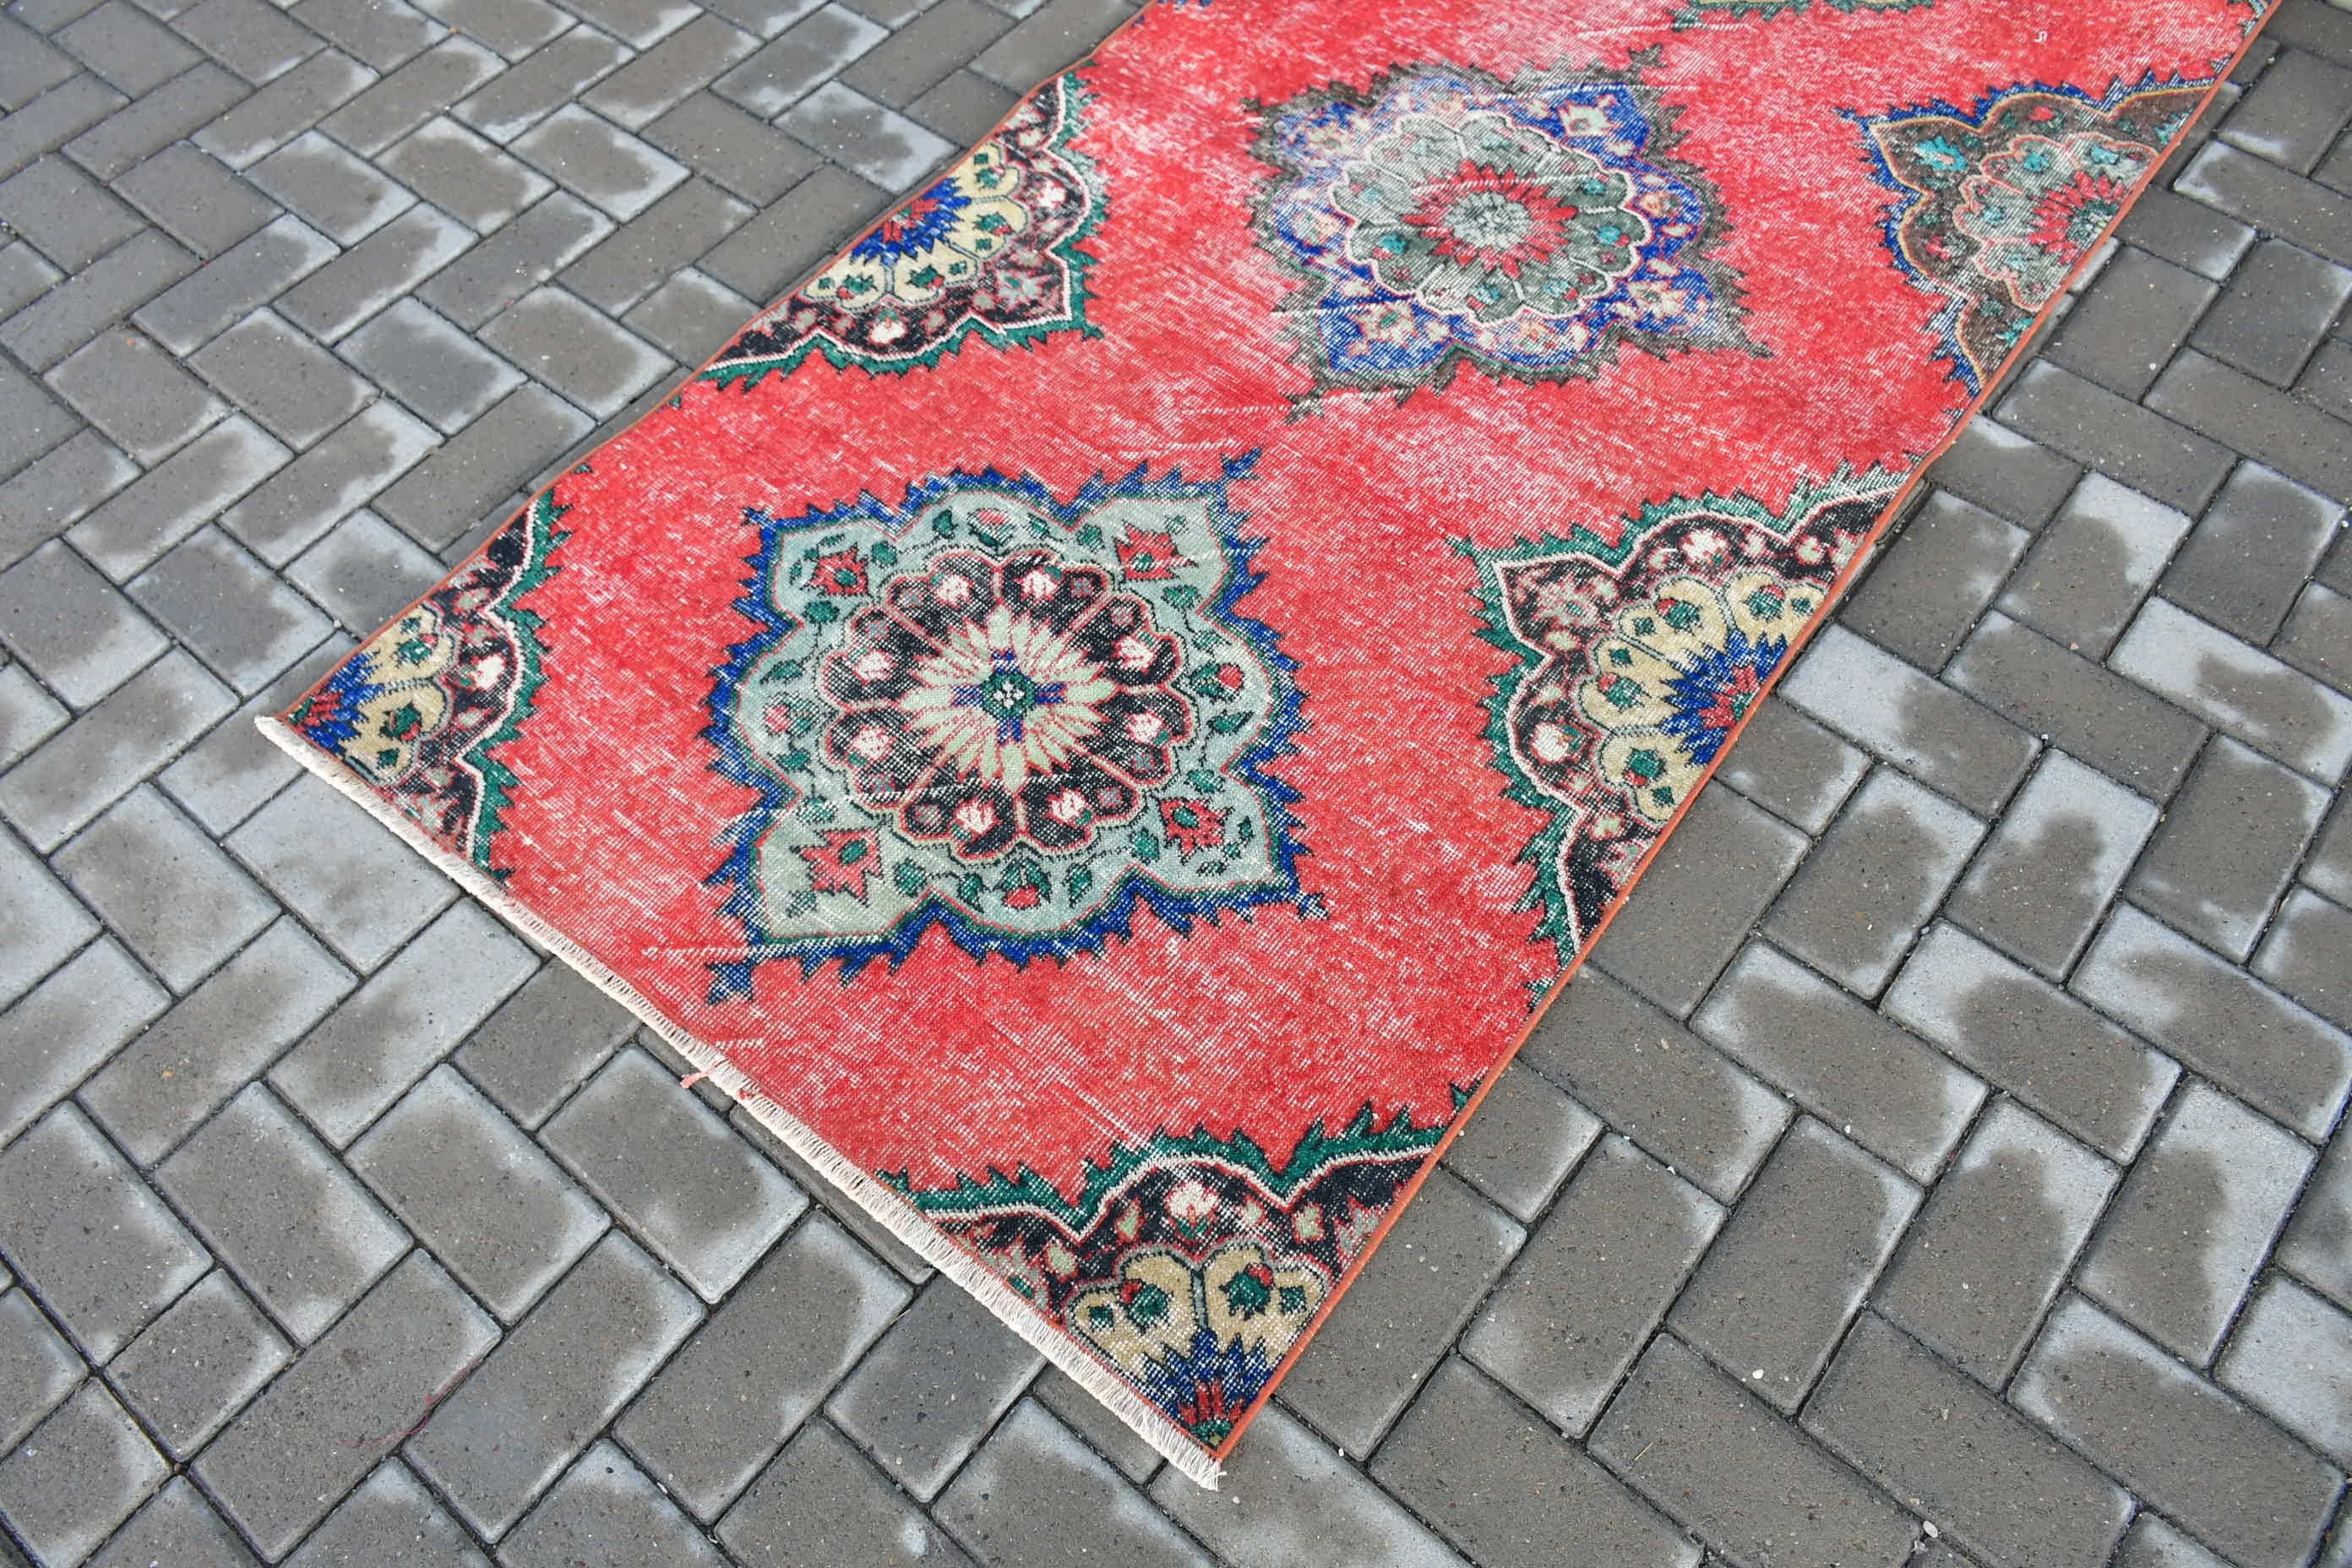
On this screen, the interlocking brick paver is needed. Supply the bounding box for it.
[2014,1297,2340,1568]
[847,0,1008,106]
[108,1268,291,1458]
[55,784,276,990]
[2180,134,2352,267]
[715,3,885,114]
[176,0,325,84]
[46,328,225,464]
[0,77,126,184]
[1997,359,2235,514]
[1945,749,2159,979]
[375,384,591,546]
[132,525,335,691]
[645,90,821,205]
[1157,1402,1464,1568]
[512,103,690,220]
[1587,783,1805,1015]
[193,47,377,168]
[188,308,375,449]
[2081,1083,2317,1364]
[380,113,555,233]
[1761,767,1984,996]
[84,1477,262,1568]
[1874,1100,2118,1386]
[0,938,164,1147]
[0,662,68,767]
[1805,1312,2132,1568]
[586,14,759,126]
[2257,884,2352,1030]
[319,35,504,153]
[2129,734,2329,959]
[0,429,138,569]
[1693,942,1984,1183]
[283,1460,491,1567]
[2169,463,2345,650]
[133,214,337,356]
[68,415,291,580]
[2223,46,2352,174]
[720,1419,978,1568]
[286,508,449,629]
[455,25,630,141]
[352,1064,606,1320]
[231,770,455,966]
[0,155,146,271]
[2278,580,2352,692]
[942,1399,1207,1568]
[250,128,417,243]
[700,162,888,299]
[559,174,750,311]
[1591,1333,1919,1568]
[2046,245,2221,400]
[542,1045,804,1298]
[781,80,954,188]
[0,540,168,708]
[275,202,475,342]
[198,1255,501,1560]
[503,1440,730,1567]
[165,651,357,833]
[1779,624,2037,814]
[619,1211,906,1517]
[1712,695,1870,834]
[2191,239,2352,387]
[480,285,670,414]
[1439,1059,1599,1222]
[58,1,202,93]
[2148,349,2352,502]
[0,1102,209,1360]
[66,63,250,182]
[339,296,525,433]
[222,397,443,563]
[1919,416,2082,531]
[0,648,235,850]
[0,826,99,1010]
[1841,492,2029,672]
[2116,1515,2239,1568]
[1952,612,2214,800]
[0,1380,167,1568]
[1671,1120,1919,1413]
[161,1082,411,1340]
[1463,1135,1721,1435]
[825,1273,1040,1500]
[449,958,634,1126]
[2217,1273,2352,1466]
[1998,474,2194,659]
[0,1288,83,1452]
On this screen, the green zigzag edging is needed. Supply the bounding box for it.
[466,491,570,879]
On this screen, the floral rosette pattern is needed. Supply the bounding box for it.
[705,459,1310,991]
[702,74,1104,386]
[289,495,567,874]
[1250,53,1756,397]
[1859,77,2208,391]
[1462,471,1897,966]
[896,1105,1454,1446]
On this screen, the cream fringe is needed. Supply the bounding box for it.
[256,716,1226,1489]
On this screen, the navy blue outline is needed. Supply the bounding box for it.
[703,453,1310,997]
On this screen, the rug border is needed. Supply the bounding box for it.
[255,0,2278,1491]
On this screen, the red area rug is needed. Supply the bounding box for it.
[265,0,2266,1484]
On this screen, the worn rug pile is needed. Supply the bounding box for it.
[264,0,2267,1484]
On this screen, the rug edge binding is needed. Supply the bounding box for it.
[253,712,1228,1491]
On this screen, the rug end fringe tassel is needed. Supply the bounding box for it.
[254,716,1227,1491]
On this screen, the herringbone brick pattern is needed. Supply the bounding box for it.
[2,1,2350,1564]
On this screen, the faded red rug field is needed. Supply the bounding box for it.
[264,0,2266,1484]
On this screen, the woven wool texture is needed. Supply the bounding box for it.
[269,0,2266,1482]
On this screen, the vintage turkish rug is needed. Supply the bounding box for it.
[265,0,2268,1484]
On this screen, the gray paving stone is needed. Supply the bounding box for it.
[454,26,629,142]
[1997,360,2235,514]
[0,155,144,271]
[2148,350,2352,503]
[781,80,953,188]
[617,1211,910,1520]
[2257,885,2352,1032]
[541,1045,804,1300]
[1590,1333,1919,1568]
[2013,1297,2340,1568]
[132,525,335,692]
[845,0,1006,107]
[1762,768,1984,997]
[449,958,634,1127]
[585,14,757,128]
[1804,1312,2131,1568]
[1779,625,2038,816]
[2044,245,2220,400]
[80,916,352,1164]
[502,1439,728,1568]
[0,824,101,1015]
[1841,493,2028,672]
[1693,943,1984,1184]
[481,285,668,415]
[939,1398,1204,1568]
[0,78,127,191]
[1877,1099,2118,1390]
[2128,735,2329,960]
[196,1255,501,1560]
[1921,416,2082,531]
[407,1231,701,1538]
[1998,475,2195,660]
[2278,581,2352,694]
[1671,1119,1919,1413]
[0,1102,208,1361]
[694,0,819,35]
[1278,1167,1522,1455]
[0,1288,83,1452]
[68,416,291,581]
[379,114,553,234]
[2115,1515,2237,1568]
[823,1272,1038,1500]
[107,1268,291,1458]
[1152,1401,1463,1568]
[969,0,1126,86]
[2217,1273,2352,1466]
[1028,1362,1159,1484]
[726,1108,934,1282]
[719,1419,977,1568]
[2081,1083,2317,1365]
[318,35,504,154]
[275,203,475,343]
[230,770,455,968]
[2186,132,2352,263]
[286,508,449,629]
[713,3,884,114]
[192,46,376,168]
[0,540,168,708]
[1948,612,2208,800]
[1462,1135,1721,1435]
[0,16,80,105]
[2076,904,2352,1141]
[46,329,224,465]
[0,939,163,1148]
[58,0,200,91]
[700,164,888,302]
[642,91,819,205]
[188,308,375,449]
[2115,596,2352,779]
[2165,462,2344,645]
[560,0,698,46]
[511,103,689,221]
[220,397,441,564]
[248,128,416,243]
[132,215,338,357]
[175,0,325,83]
[283,1460,489,1568]
[55,784,275,991]
[159,1082,410,1341]
[84,1477,261,1568]
[1587,784,1805,1016]
[1440,1059,1599,1223]
[64,62,249,181]
[350,1064,606,1320]
[0,429,138,569]
[1945,750,2159,980]
[0,663,68,769]
[374,384,591,547]
[1711,696,1869,835]
[906,63,1016,144]
[269,899,537,1145]
[2192,239,2352,387]
[1373,1356,1697,1568]
[0,1380,167,1568]
[2223,46,2352,175]
[0,650,235,851]
[559,177,750,313]
[2310,792,2352,909]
